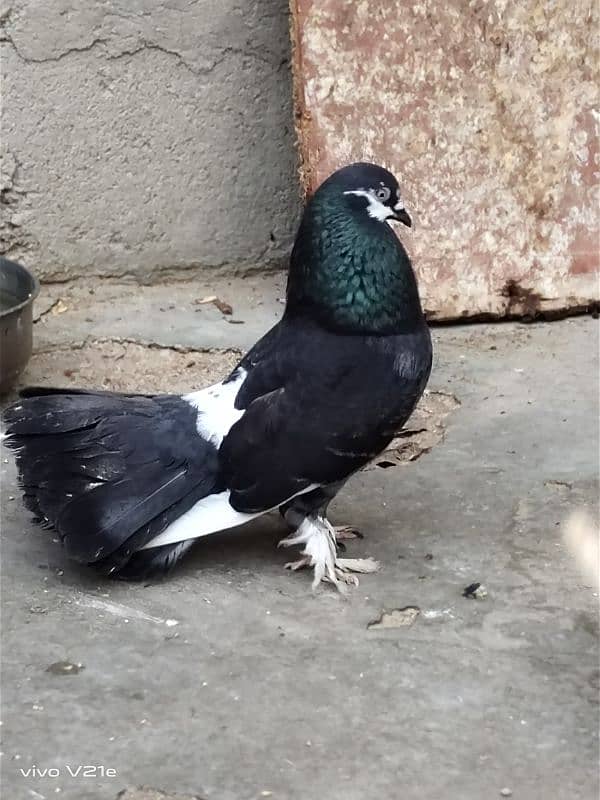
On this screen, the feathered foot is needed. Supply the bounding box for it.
[278,518,378,592]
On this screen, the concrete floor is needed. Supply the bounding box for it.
[1,276,598,800]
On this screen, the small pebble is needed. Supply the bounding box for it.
[46,661,84,675]
[500,789,513,797]
[463,582,488,599]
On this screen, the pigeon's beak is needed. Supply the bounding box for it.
[390,208,412,227]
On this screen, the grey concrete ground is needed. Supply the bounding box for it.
[1,0,300,280]
[1,277,599,800]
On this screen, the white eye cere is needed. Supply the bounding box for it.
[343,188,396,222]
[374,186,391,202]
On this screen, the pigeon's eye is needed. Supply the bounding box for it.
[375,186,391,202]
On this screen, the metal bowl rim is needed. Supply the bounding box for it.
[0,258,40,320]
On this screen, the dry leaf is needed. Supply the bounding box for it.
[51,299,69,315]
[193,295,233,315]
[213,298,233,315]
[368,607,420,629]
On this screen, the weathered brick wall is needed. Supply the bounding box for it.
[290,0,599,319]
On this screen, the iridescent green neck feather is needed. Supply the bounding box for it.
[286,185,425,335]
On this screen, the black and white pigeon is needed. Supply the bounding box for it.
[2,163,432,590]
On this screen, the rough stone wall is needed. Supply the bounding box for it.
[290,0,599,320]
[0,1,301,281]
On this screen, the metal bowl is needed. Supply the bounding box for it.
[0,257,40,394]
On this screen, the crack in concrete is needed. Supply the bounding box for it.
[32,336,241,357]
[2,35,108,63]
[3,34,277,72]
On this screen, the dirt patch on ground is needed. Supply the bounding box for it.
[365,390,460,470]
[16,341,241,395]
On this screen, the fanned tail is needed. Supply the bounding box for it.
[2,388,222,578]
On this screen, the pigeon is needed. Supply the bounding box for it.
[2,163,432,590]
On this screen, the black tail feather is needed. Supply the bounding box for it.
[18,386,157,399]
[112,540,198,581]
[2,391,221,576]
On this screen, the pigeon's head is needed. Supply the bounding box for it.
[318,162,412,227]
[288,162,423,333]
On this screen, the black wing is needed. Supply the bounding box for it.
[220,312,432,513]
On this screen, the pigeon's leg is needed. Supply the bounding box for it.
[278,514,379,592]
[278,517,338,588]
[279,482,363,543]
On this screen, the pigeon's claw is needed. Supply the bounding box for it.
[328,557,380,589]
[329,569,359,587]
[284,557,311,571]
[333,524,364,541]
[335,557,380,574]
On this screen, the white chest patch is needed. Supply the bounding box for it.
[184,367,247,448]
